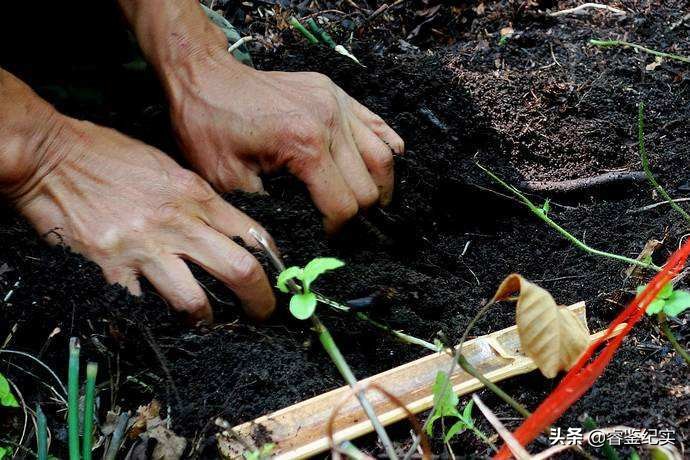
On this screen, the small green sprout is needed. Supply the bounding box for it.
[638,283,690,317]
[0,447,11,460]
[427,372,492,445]
[540,198,551,216]
[243,443,275,460]
[277,258,345,320]
[0,373,19,408]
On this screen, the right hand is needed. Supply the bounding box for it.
[11,116,276,323]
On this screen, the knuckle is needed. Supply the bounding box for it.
[172,169,215,202]
[335,196,359,221]
[177,290,208,313]
[360,185,380,209]
[228,251,264,286]
[372,149,395,174]
[154,201,185,226]
[285,117,324,148]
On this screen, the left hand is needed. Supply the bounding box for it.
[165,54,404,233]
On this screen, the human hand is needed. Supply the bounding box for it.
[7,115,276,323]
[166,57,405,233]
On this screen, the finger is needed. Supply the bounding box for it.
[204,196,276,252]
[330,128,380,209]
[349,116,395,206]
[213,156,265,194]
[140,256,213,324]
[179,223,276,321]
[348,98,405,154]
[287,146,359,233]
[102,265,142,296]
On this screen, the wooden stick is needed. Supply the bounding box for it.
[218,303,623,459]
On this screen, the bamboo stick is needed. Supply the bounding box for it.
[218,303,623,459]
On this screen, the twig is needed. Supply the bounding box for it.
[326,381,430,460]
[228,36,253,54]
[658,314,690,365]
[549,3,626,17]
[472,395,531,460]
[0,350,67,398]
[590,39,690,64]
[638,102,690,223]
[630,197,690,213]
[519,171,646,193]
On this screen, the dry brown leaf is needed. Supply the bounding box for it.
[492,274,589,378]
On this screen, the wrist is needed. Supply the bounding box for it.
[117,0,235,92]
[0,72,69,205]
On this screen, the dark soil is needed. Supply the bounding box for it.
[1,1,688,458]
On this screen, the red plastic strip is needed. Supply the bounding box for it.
[494,239,690,459]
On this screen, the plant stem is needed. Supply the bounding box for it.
[311,315,398,460]
[355,312,438,352]
[68,338,80,460]
[289,16,319,44]
[638,102,690,223]
[456,355,531,418]
[457,300,531,418]
[83,362,98,460]
[590,39,690,63]
[471,426,498,452]
[476,163,662,272]
[37,404,48,460]
[658,313,690,365]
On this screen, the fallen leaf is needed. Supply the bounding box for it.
[500,26,514,37]
[492,274,589,378]
[625,238,663,279]
[646,56,663,71]
[147,425,187,460]
[129,400,161,439]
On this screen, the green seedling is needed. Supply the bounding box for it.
[242,443,275,460]
[637,103,690,365]
[0,447,11,460]
[638,283,690,364]
[638,283,690,317]
[277,258,345,320]
[477,163,661,272]
[427,372,494,446]
[590,39,690,64]
[0,373,19,408]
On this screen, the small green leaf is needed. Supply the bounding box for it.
[663,289,690,317]
[433,339,445,352]
[243,451,259,460]
[302,258,345,291]
[276,266,303,293]
[541,199,551,216]
[637,282,673,299]
[629,450,641,460]
[460,399,475,428]
[443,420,468,443]
[289,292,317,320]
[0,374,18,408]
[427,372,461,435]
[646,299,666,316]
